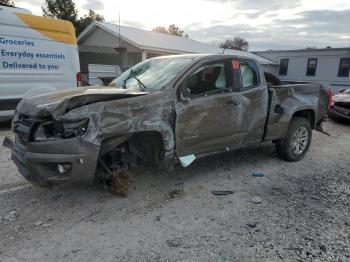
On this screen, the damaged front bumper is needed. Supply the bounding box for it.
[6,135,99,187]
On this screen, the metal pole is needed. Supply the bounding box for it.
[119,12,121,46]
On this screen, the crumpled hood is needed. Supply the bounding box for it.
[17,86,148,117]
[333,93,350,104]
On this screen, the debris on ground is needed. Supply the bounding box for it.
[252,173,265,177]
[246,223,257,228]
[112,169,129,197]
[179,154,196,167]
[42,223,53,228]
[250,196,262,204]
[166,237,183,247]
[167,189,184,199]
[211,190,234,196]
[1,211,18,222]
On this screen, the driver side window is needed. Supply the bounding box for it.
[182,63,228,98]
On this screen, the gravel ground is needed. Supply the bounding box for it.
[0,120,349,262]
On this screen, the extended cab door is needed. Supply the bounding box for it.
[175,58,244,156]
[233,59,268,144]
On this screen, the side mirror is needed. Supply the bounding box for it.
[339,89,346,93]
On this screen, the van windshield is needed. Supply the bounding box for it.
[109,57,193,91]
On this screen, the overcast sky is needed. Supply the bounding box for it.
[14,0,350,50]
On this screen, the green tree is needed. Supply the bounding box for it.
[152,26,168,34]
[0,0,15,7]
[152,24,188,38]
[77,9,104,36]
[219,37,249,51]
[42,0,78,24]
[42,0,104,36]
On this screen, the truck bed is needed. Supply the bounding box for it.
[264,83,329,141]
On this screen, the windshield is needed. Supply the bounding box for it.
[109,57,193,91]
[344,89,350,94]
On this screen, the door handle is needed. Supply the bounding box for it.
[225,100,240,106]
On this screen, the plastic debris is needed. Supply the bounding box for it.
[34,221,43,226]
[179,154,196,167]
[253,173,265,177]
[251,196,262,204]
[246,223,257,228]
[211,190,234,196]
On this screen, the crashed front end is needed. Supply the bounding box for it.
[10,113,99,187]
[7,88,175,187]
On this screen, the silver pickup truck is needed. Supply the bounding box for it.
[4,54,331,189]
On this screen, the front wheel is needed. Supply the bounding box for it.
[276,117,312,162]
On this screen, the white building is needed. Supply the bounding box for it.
[255,48,350,92]
[77,21,275,85]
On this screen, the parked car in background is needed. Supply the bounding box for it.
[328,88,350,122]
[0,5,80,121]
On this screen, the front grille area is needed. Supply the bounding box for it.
[12,114,33,145]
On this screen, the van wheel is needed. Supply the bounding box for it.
[276,117,312,162]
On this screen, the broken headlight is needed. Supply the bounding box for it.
[60,119,89,138]
[32,119,89,142]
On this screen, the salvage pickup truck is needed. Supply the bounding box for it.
[5,54,331,188]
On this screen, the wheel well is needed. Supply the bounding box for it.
[293,109,315,128]
[100,131,165,166]
[127,132,165,164]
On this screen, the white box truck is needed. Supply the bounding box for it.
[0,5,81,121]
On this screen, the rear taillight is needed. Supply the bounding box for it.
[327,89,334,109]
[76,72,82,87]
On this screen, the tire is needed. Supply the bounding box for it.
[276,117,312,162]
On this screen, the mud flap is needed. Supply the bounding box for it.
[315,118,331,136]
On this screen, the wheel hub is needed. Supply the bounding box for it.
[291,126,309,155]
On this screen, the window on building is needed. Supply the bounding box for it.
[279,59,289,76]
[338,58,350,77]
[306,58,318,76]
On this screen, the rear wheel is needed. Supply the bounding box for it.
[276,117,312,161]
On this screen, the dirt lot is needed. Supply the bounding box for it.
[0,120,349,262]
